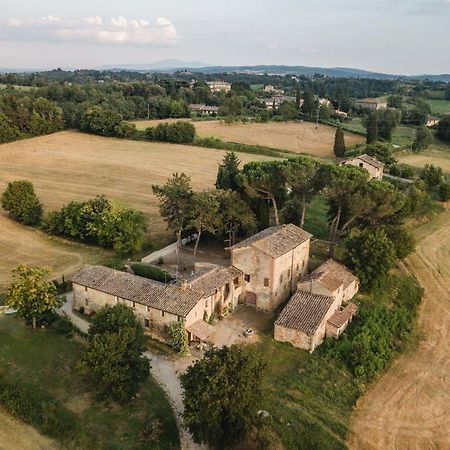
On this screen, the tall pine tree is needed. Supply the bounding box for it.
[215,151,241,192]
[333,127,346,157]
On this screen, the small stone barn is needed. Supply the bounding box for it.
[274,291,340,352]
[342,153,384,180]
[297,259,359,304]
[230,224,312,312]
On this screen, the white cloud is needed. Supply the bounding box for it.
[110,16,128,28]
[83,16,103,26]
[1,15,178,45]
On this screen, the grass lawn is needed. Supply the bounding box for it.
[427,98,450,116]
[303,194,329,240]
[253,319,359,450]
[0,315,179,450]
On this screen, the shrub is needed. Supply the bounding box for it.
[140,419,164,446]
[53,315,74,336]
[1,180,43,225]
[44,196,146,256]
[438,182,450,202]
[167,321,189,355]
[131,263,173,282]
[145,121,196,144]
[114,121,137,138]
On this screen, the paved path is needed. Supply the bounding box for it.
[58,294,206,450]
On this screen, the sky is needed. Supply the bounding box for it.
[0,0,449,74]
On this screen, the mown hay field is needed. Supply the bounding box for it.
[398,148,450,173]
[0,131,272,290]
[132,119,365,158]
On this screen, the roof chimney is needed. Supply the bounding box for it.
[180,279,188,291]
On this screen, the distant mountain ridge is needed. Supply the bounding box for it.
[1,61,449,82]
[94,62,450,82]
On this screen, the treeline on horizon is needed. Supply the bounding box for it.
[0,69,449,145]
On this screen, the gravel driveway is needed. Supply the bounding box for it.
[58,293,207,450]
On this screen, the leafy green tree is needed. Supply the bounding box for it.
[383,225,415,259]
[241,161,287,226]
[437,115,450,142]
[365,142,396,166]
[420,164,443,190]
[301,89,318,119]
[114,121,137,138]
[215,189,256,245]
[180,346,266,449]
[364,111,378,144]
[219,95,243,116]
[77,304,149,402]
[146,121,196,143]
[285,157,320,228]
[387,95,403,108]
[188,190,221,269]
[152,174,194,273]
[412,125,432,152]
[333,127,346,158]
[377,108,400,142]
[215,151,241,192]
[344,228,397,290]
[81,106,122,136]
[1,180,43,225]
[6,265,61,329]
[0,112,20,143]
[278,102,298,120]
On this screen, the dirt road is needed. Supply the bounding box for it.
[349,210,450,450]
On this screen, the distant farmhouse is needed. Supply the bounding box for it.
[263,84,285,95]
[342,154,384,180]
[263,95,298,110]
[354,99,388,110]
[206,81,232,93]
[426,117,440,128]
[189,103,219,116]
[69,224,359,352]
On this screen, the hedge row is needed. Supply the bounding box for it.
[131,263,174,283]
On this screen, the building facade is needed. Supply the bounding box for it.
[206,81,232,93]
[342,154,384,180]
[230,224,312,311]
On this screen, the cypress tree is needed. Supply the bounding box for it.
[366,111,379,144]
[333,127,346,157]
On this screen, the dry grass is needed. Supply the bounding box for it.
[349,209,450,450]
[132,119,365,158]
[0,131,271,290]
[0,408,58,450]
[398,150,450,173]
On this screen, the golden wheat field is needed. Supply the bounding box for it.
[0,131,272,290]
[132,119,364,158]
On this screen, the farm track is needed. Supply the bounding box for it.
[349,210,450,450]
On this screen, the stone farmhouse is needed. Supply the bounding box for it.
[69,224,358,351]
[206,81,232,93]
[274,259,359,352]
[69,264,242,343]
[342,153,384,180]
[230,224,312,311]
[354,98,388,110]
[189,103,219,116]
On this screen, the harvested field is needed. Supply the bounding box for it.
[0,408,58,450]
[349,209,450,450]
[398,150,450,173]
[0,213,107,291]
[132,119,365,158]
[0,131,271,289]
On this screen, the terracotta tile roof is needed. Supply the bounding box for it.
[230,224,312,258]
[69,265,203,317]
[275,291,335,335]
[345,154,384,170]
[312,259,357,290]
[327,303,358,328]
[299,271,342,293]
[186,320,215,341]
[183,265,242,297]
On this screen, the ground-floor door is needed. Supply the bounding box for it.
[245,291,257,306]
